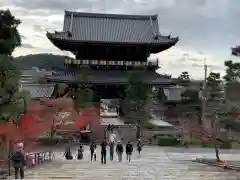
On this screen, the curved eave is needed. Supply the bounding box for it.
[45,77,174,86]
[46,32,179,47]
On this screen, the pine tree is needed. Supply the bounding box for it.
[205,72,224,162]
[0,9,27,123]
[124,69,149,138]
[177,72,200,124]
[0,9,27,158]
[75,70,94,109]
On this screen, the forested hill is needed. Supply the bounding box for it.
[13,53,66,70]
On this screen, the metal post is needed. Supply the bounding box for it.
[8,140,12,176]
[201,64,207,127]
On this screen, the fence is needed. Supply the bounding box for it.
[0,150,54,178]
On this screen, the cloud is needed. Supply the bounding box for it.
[2,0,240,79]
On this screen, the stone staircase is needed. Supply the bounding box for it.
[7,146,240,179]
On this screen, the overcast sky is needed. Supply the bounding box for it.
[1,0,240,79]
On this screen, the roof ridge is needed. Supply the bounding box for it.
[64,10,158,20]
[22,83,55,87]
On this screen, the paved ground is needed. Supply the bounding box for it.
[9,146,240,179]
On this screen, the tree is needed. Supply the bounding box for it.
[205,72,224,162]
[231,46,240,56]
[123,69,149,138]
[0,9,25,158]
[221,58,240,138]
[176,72,201,145]
[223,60,240,102]
[0,9,21,55]
[0,9,25,122]
[176,72,200,120]
[0,9,24,123]
[177,71,190,87]
[0,55,28,123]
[20,97,76,141]
[75,70,94,109]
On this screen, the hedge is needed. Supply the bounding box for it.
[187,139,215,148]
[187,139,231,149]
[157,137,232,148]
[157,136,180,146]
[38,137,62,145]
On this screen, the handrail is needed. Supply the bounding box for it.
[0,150,54,178]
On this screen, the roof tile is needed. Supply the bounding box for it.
[22,84,55,98]
[47,11,178,44]
[45,71,172,85]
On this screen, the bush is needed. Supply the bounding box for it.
[157,136,180,146]
[219,141,231,149]
[186,139,231,149]
[38,137,62,145]
[188,139,202,146]
[187,139,215,148]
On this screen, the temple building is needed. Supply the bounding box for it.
[45,10,179,100]
[40,11,182,141]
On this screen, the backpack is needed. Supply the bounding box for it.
[12,151,24,162]
[90,144,95,150]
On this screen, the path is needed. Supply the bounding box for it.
[9,146,240,179]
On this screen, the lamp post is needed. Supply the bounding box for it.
[201,63,207,127]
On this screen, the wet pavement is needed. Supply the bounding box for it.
[9,146,240,179]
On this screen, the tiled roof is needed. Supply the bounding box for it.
[47,11,178,44]
[149,119,174,127]
[45,71,172,85]
[22,84,55,98]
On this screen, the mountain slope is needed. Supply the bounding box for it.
[13,53,66,70]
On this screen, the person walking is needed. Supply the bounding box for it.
[137,139,143,155]
[64,145,73,160]
[125,141,133,162]
[116,141,123,162]
[77,144,84,160]
[109,141,115,161]
[101,138,108,164]
[90,141,97,161]
[10,143,26,179]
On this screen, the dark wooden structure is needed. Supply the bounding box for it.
[46,11,179,100]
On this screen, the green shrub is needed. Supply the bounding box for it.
[187,139,215,148]
[219,141,231,149]
[38,137,61,145]
[186,139,231,149]
[157,136,180,146]
[188,139,202,146]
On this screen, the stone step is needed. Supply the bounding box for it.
[7,146,240,179]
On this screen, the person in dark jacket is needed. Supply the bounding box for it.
[116,141,123,162]
[90,141,97,161]
[64,145,73,160]
[125,141,133,162]
[10,143,26,179]
[137,139,143,155]
[101,138,108,164]
[109,141,115,161]
[77,145,84,160]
